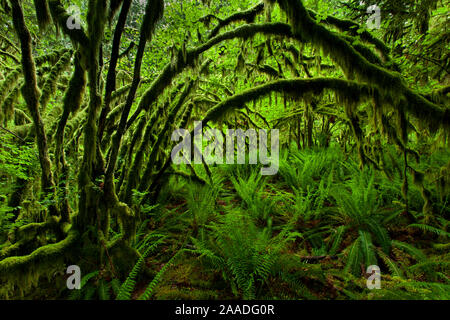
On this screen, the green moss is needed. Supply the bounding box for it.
[208,2,265,39]
[0,86,20,125]
[141,0,164,41]
[0,68,21,107]
[138,80,195,193]
[48,0,89,46]
[270,0,448,133]
[39,50,72,111]
[33,0,52,31]
[0,230,78,274]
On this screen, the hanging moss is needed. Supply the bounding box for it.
[208,2,265,39]
[307,9,391,62]
[115,115,149,195]
[65,106,87,136]
[438,161,450,202]
[130,22,296,128]
[0,229,78,275]
[341,35,384,66]
[138,80,195,193]
[103,0,168,203]
[254,63,280,79]
[0,68,21,107]
[122,96,172,204]
[141,0,164,42]
[281,52,300,77]
[0,86,20,125]
[64,54,86,114]
[0,34,19,53]
[14,108,32,125]
[39,50,72,111]
[410,167,434,220]
[109,78,152,106]
[54,53,86,173]
[108,0,125,22]
[48,0,89,46]
[34,48,70,66]
[268,0,448,133]
[33,0,52,31]
[235,51,246,72]
[0,48,20,64]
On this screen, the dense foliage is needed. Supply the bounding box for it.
[0,0,448,300]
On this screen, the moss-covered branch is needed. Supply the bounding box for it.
[0,230,78,274]
[54,52,86,173]
[207,2,265,39]
[10,0,55,194]
[33,0,52,31]
[201,78,366,124]
[48,0,89,47]
[39,50,72,111]
[306,9,391,62]
[128,22,296,128]
[0,49,19,63]
[268,0,449,132]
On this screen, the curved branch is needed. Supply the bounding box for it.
[200,78,373,125]
[269,0,449,132]
[307,9,391,62]
[48,0,89,47]
[128,22,296,129]
[208,2,265,39]
[0,49,19,63]
[10,0,55,194]
[0,230,78,274]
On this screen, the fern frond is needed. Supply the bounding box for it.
[98,279,111,300]
[328,225,347,255]
[407,224,450,238]
[391,240,427,262]
[359,230,377,267]
[116,237,166,300]
[345,238,362,276]
[376,248,403,278]
[138,250,184,300]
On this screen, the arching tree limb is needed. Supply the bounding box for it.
[127,22,296,129]
[268,0,449,132]
[207,2,265,39]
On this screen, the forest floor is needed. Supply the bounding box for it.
[28,145,446,301]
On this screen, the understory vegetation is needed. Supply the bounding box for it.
[0,0,448,300]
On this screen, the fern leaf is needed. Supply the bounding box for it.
[138,250,184,300]
[407,224,450,238]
